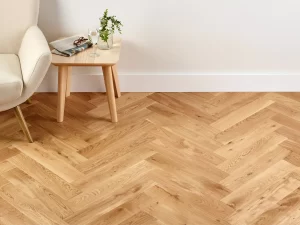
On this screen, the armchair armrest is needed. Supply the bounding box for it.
[18,26,51,92]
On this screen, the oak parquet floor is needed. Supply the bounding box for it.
[1,92,300,225]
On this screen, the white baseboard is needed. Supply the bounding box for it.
[37,74,300,92]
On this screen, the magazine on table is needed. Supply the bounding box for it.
[49,35,93,57]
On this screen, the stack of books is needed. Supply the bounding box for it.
[49,35,92,57]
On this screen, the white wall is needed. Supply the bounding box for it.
[38,0,300,92]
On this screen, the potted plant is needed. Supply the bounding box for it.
[98,9,123,50]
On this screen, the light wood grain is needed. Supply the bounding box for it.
[66,67,72,97]
[14,105,33,143]
[52,38,121,66]
[52,39,122,123]
[2,92,300,225]
[102,66,118,122]
[25,98,32,104]
[111,65,121,98]
[57,66,68,122]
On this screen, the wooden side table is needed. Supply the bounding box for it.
[51,38,122,123]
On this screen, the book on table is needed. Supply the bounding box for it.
[49,35,92,57]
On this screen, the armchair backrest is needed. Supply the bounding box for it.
[0,0,39,54]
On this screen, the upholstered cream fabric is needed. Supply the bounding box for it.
[0,0,51,112]
[0,55,23,104]
[0,0,39,54]
[19,26,52,95]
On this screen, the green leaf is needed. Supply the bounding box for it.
[98,9,123,43]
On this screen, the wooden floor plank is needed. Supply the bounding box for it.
[8,154,81,200]
[215,119,282,158]
[148,93,216,124]
[208,93,264,118]
[117,211,158,225]
[230,171,300,225]
[215,108,276,145]
[0,196,38,225]
[66,177,155,225]
[14,143,84,183]
[221,146,290,190]
[2,168,74,219]
[222,160,297,210]
[217,132,287,173]
[73,146,156,191]
[211,97,274,131]
[0,183,69,225]
[68,161,155,212]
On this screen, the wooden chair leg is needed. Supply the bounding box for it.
[14,106,33,143]
[25,98,32,104]
[111,65,121,98]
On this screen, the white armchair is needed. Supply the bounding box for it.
[0,0,51,142]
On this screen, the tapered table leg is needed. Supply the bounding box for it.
[57,66,68,122]
[111,65,121,98]
[102,66,118,123]
[66,67,72,97]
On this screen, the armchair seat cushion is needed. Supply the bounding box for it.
[0,54,23,105]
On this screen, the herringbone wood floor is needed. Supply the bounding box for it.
[1,92,300,225]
